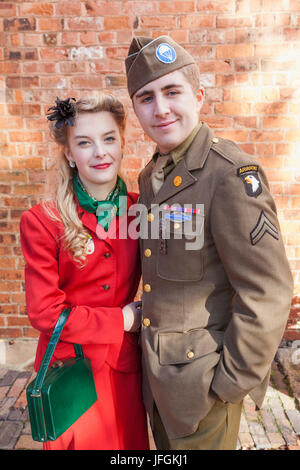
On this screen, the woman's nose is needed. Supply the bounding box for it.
[94,143,106,158]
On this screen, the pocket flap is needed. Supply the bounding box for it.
[158,328,224,366]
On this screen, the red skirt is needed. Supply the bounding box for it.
[43,362,149,450]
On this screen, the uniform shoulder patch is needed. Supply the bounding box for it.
[250,210,279,245]
[237,165,262,198]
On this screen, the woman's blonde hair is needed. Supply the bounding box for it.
[44,94,127,266]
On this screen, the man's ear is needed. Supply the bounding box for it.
[195,87,204,112]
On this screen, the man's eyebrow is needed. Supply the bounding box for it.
[135,83,184,99]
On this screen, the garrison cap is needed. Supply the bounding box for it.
[125,36,196,99]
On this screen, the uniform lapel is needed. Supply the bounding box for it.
[152,159,197,206]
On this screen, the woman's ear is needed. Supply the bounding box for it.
[63,147,76,168]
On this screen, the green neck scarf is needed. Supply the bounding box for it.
[73,174,128,231]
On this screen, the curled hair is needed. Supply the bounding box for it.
[44,94,127,266]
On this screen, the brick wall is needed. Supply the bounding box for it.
[0,1,299,340]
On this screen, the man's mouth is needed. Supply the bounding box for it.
[155,120,178,130]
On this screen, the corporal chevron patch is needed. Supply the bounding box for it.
[250,210,279,245]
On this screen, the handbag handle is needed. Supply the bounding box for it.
[31,308,83,395]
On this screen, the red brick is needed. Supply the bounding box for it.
[180,15,214,28]
[19,3,54,16]
[56,1,82,16]
[159,1,195,13]
[3,18,36,32]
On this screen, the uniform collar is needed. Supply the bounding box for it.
[141,122,216,208]
[153,122,202,166]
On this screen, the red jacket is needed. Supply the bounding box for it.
[20,193,141,374]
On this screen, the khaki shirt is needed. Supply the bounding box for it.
[138,122,293,439]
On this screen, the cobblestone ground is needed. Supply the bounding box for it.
[0,360,299,450]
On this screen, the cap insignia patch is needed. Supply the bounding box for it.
[156,43,177,64]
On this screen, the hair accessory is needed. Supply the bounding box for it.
[47,97,76,129]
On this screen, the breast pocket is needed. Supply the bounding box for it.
[156,210,205,282]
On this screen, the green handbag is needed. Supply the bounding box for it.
[26,308,98,442]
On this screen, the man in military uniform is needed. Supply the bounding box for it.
[125,36,293,450]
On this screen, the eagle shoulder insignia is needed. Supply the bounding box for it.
[237,165,262,197]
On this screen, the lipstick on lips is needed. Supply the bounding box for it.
[92,163,112,170]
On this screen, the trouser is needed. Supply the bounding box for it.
[152,399,243,450]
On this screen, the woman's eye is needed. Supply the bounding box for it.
[78,140,89,146]
[105,136,116,142]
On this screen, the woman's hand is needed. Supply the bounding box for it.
[122,301,142,332]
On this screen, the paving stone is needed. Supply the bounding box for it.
[272,406,298,446]
[0,421,23,449]
[7,376,29,400]
[0,397,16,420]
[266,432,286,449]
[14,434,43,450]
[285,409,300,435]
[0,370,19,387]
[0,386,9,401]
[238,432,254,449]
[260,409,278,434]
[8,407,25,421]
[278,390,297,410]
[248,421,271,449]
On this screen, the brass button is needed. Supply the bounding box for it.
[187,351,195,359]
[212,137,219,143]
[173,176,182,187]
[144,283,151,293]
[103,284,110,290]
[147,213,154,222]
[143,318,151,327]
[144,248,152,258]
[104,252,111,258]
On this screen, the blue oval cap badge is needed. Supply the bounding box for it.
[156,43,177,64]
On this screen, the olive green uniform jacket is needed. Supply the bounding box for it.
[138,122,293,439]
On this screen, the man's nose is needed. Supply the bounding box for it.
[154,95,170,117]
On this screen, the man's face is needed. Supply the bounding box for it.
[132,70,204,154]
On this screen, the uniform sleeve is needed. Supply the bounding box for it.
[20,209,124,345]
[210,165,293,403]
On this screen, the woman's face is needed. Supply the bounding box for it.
[65,111,123,197]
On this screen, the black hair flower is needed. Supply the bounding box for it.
[47,97,76,129]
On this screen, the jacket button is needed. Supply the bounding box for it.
[103,284,110,290]
[143,318,151,327]
[147,213,154,222]
[173,176,182,187]
[212,137,219,143]
[187,350,195,359]
[144,283,151,293]
[144,248,152,258]
[104,252,110,258]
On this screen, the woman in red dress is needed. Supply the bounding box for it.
[20,95,149,450]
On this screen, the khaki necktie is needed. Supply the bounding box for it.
[151,154,173,195]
